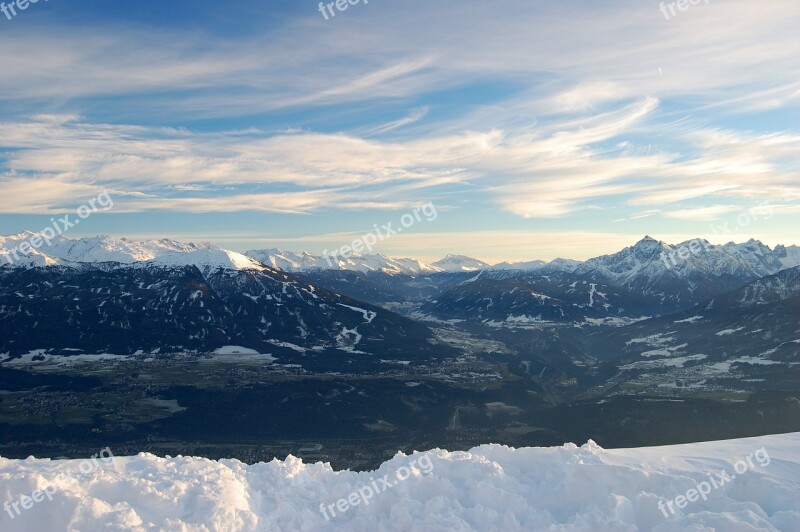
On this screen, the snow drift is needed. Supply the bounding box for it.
[1,433,798,531]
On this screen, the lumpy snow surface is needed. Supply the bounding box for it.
[1,433,798,531]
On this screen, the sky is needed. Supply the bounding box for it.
[0,0,798,263]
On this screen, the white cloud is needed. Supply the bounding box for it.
[362,107,430,136]
[551,81,629,113]
[664,205,742,221]
[0,102,797,220]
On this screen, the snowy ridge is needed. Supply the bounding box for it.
[4,233,800,280]
[0,246,62,267]
[578,236,800,287]
[246,248,444,276]
[0,233,262,272]
[246,248,332,271]
[150,248,266,272]
[315,253,439,276]
[491,257,582,273]
[430,254,491,272]
[0,432,797,530]
[45,235,212,263]
[711,265,800,307]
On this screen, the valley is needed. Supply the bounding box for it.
[1,234,799,470]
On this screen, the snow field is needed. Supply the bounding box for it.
[0,433,798,530]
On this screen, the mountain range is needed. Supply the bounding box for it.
[1,232,799,376]
[4,232,799,279]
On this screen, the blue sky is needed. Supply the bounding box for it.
[0,0,798,262]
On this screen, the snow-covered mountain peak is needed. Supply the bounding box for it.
[630,235,670,254]
[0,246,64,268]
[548,258,581,271]
[0,230,39,242]
[638,235,660,245]
[773,244,800,270]
[579,237,671,278]
[431,254,490,272]
[246,248,324,271]
[150,248,266,272]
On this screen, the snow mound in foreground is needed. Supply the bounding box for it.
[1,433,799,531]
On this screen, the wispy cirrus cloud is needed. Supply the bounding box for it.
[1,0,797,119]
[1,101,797,221]
[664,205,742,221]
[361,107,431,136]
